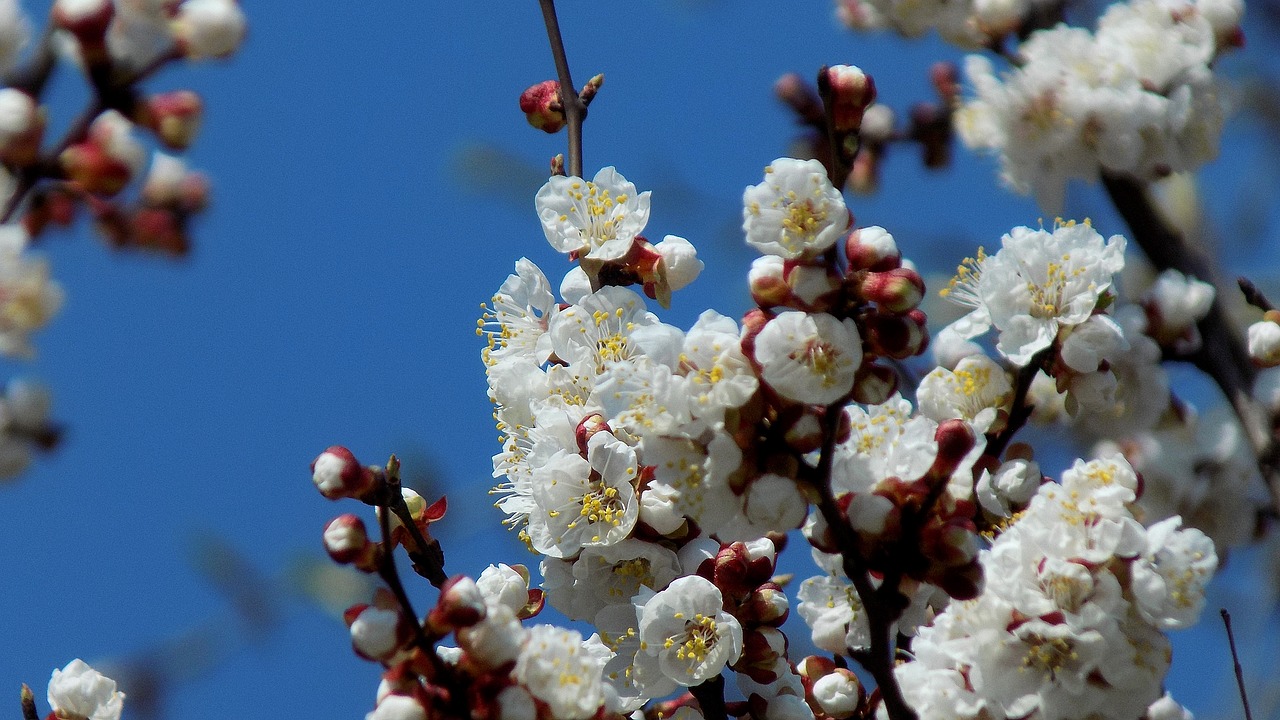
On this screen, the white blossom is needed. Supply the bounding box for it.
[47,660,124,720]
[635,576,743,686]
[537,167,650,261]
[755,311,861,404]
[743,158,850,260]
[513,626,611,720]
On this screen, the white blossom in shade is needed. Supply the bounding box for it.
[549,285,655,375]
[679,310,758,423]
[979,618,1108,719]
[1060,314,1129,373]
[459,603,526,669]
[476,563,529,614]
[537,167,650,261]
[527,430,639,558]
[638,481,684,535]
[635,576,743,686]
[1146,269,1214,336]
[173,0,246,59]
[742,158,850,260]
[1069,304,1170,436]
[47,660,124,720]
[596,357,692,440]
[1146,694,1194,720]
[654,235,703,291]
[917,354,1011,434]
[0,225,62,358]
[755,311,861,404]
[1248,320,1280,367]
[943,222,1126,365]
[559,265,591,304]
[832,395,938,495]
[542,539,682,622]
[812,672,861,718]
[931,324,984,370]
[744,473,808,532]
[350,606,402,660]
[1130,516,1216,629]
[796,574,870,652]
[0,88,35,149]
[643,431,742,536]
[513,626,610,720]
[366,694,427,720]
[889,660,988,720]
[480,258,557,368]
[976,458,1041,516]
[496,686,538,720]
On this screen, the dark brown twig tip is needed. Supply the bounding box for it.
[1238,277,1274,313]
[20,683,38,720]
[1220,609,1254,720]
[538,0,587,179]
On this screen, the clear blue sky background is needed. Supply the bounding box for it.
[1,1,1277,719]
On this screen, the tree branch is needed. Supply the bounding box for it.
[690,675,728,720]
[538,0,587,178]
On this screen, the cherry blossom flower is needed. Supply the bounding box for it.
[635,575,743,686]
[743,158,850,260]
[755,311,862,404]
[537,167,651,261]
[47,660,124,720]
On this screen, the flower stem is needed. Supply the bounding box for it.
[538,0,587,178]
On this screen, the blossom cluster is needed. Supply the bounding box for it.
[954,0,1243,211]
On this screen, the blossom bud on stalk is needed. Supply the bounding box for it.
[519,80,565,133]
[427,575,487,632]
[324,513,377,569]
[823,65,876,133]
[367,692,428,720]
[863,310,928,360]
[749,256,791,309]
[47,659,125,720]
[0,89,43,166]
[734,627,787,682]
[852,362,898,405]
[927,418,976,482]
[346,603,411,662]
[740,582,790,626]
[930,61,961,105]
[859,267,924,314]
[578,73,604,105]
[173,0,247,59]
[844,225,900,272]
[811,669,864,719]
[575,412,609,455]
[136,91,204,151]
[1248,314,1280,367]
[52,0,114,61]
[311,446,377,501]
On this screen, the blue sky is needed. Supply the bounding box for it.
[0,1,1276,719]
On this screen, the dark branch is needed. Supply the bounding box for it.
[690,675,728,720]
[538,0,587,178]
[1220,609,1254,720]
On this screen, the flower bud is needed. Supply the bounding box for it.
[496,686,538,720]
[812,669,864,719]
[475,563,529,615]
[323,513,373,566]
[654,235,703,292]
[823,65,876,133]
[852,363,898,405]
[575,412,610,455]
[744,473,807,532]
[346,604,409,662]
[519,80,565,133]
[844,225,900,272]
[860,104,895,145]
[1249,317,1280,367]
[910,102,951,168]
[749,256,790,309]
[53,0,114,60]
[863,312,928,360]
[61,111,146,196]
[173,0,247,59]
[734,627,786,683]
[928,419,976,481]
[786,262,841,311]
[740,582,789,626]
[130,207,189,255]
[774,72,823,122]
[930,61,961,105]
[0,89,42,166]
[428,575,487,632]
[859,268,924,314]
[311,446,377,501]
[578,73,604,105]
[137,91,203,151]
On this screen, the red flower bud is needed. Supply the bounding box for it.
[519,80,565,133]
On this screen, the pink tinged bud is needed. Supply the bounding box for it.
[910,102,951,168]
[519,80,565,133]
[860,268,924,314]
[739,308,770,357]
[0,90,43,166]
[348,605,408,661]
[785,262,841,310]
[60,143,131,196]
[844,225,900,272]
[740,583,790,626]
[130,207,188,256]
[860,104,896,145]
[803,507,838,554]
[797,655,836,680]
[929,419,976,479]
[774,72,824,123]
[864,313,927,360]
[139,91,203,151]
[323,513,371,565]
[749,256,791,309]
[930,61,961,105]
[311,446,376,500]
[921,517,979,568]
[578,74,604,105]
[1248,317,1280,367]
[783,410,824,454]
[174,0,247,59]
[575,413,610,456]
[735,627,787,683]
[428,575,487,631]
[824,65,876,133]
[53,0,114,57]
[812,669,864,719]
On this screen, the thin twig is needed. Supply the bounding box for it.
[816,67,853,189]
[538,0,586,178]
[983,346,1053,462]
[384,455,447,589]
[1100,172,1280,516]
[1220,609,1254,720]
[806,403,917,720]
